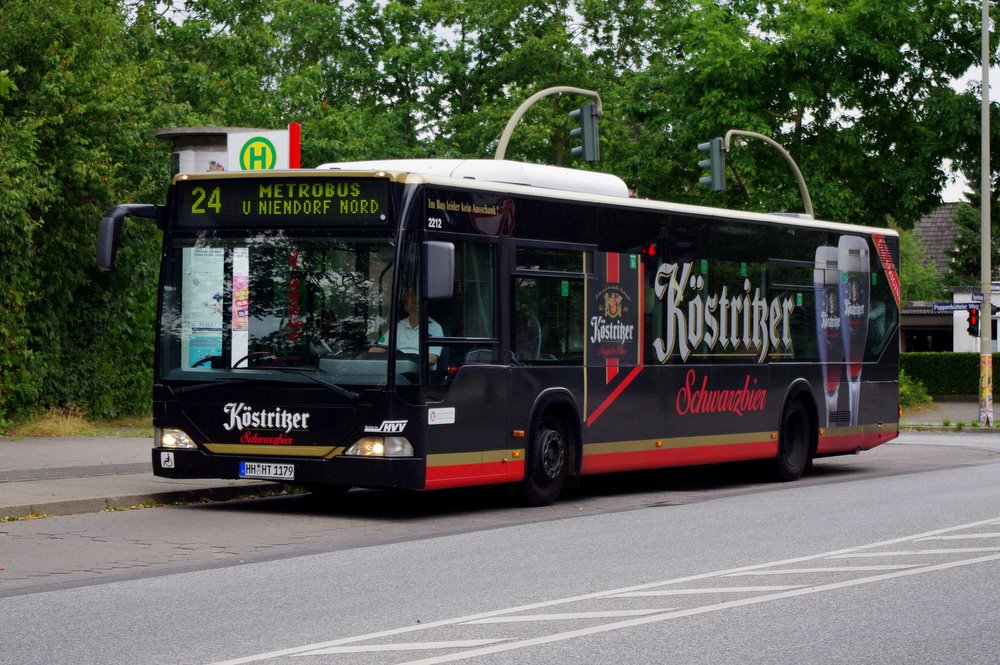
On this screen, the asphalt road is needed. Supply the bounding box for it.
[2,432,1000,664]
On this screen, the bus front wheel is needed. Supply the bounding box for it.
[516,420,568,506]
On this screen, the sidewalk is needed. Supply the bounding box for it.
[0,436,270,519]
[0,398,990,520]
[900,396,982,428]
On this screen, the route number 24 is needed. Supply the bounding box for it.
[191,186,222,214]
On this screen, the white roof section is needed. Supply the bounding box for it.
[314,158,896,239]
[316,158,631,199]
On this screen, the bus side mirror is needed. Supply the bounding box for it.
[97,204,162,271]
[424,241,454,300]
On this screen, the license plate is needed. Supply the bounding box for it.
[239,461,295,480]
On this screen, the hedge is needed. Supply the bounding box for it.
[901,352,998,396]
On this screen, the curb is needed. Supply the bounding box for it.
[2,482,276,520]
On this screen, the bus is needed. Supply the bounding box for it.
[97,158,900,506]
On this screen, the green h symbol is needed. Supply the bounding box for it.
[247,144,268,169]
[239,137,276,170]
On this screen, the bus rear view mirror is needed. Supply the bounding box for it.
[97,204,162,271]
[424,241,454,300]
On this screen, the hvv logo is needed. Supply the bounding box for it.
[364,420,408,434]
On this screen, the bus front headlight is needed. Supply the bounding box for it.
[345,436,413,457]
[156,427,197,449]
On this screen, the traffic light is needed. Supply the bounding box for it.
[569,103,600,163]
[697,137,725,192]
[967,307,980,337]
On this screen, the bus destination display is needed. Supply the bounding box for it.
[176,177,389,227]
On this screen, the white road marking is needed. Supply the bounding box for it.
[828,547,1000,558]
[296,640,505,656]
[612,585,802,597]
[726,565,921,575]
[207,516,1000,665]
[399,553,1000,665]
[463,609,674,624]
[917,533,1000,540]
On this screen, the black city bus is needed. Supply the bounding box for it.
[98,159,900,505]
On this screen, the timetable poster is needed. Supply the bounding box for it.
[181,246,225,369]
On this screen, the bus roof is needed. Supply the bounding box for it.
[314,158,896,239]
[317,158,631,199]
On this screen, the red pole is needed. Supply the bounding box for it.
[289,122,301,169]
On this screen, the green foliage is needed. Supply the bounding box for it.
[0,0,186,426]
[0,69,16,97]
[899,224,945,301]
[611,0,984,225]
[899,369,932,409]
[901,352,999,396]
[947,200,1000,286]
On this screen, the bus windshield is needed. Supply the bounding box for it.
[158,230,399,386]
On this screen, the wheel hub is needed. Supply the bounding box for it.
[539,430,564,479]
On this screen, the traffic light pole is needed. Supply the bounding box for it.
[494,86,602,161]
[724,129,814,218]
[979,0,993,426]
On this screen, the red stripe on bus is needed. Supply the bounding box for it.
[872,234,900,306]
[586,365,644,427]
[581,440,777,475]
[425,460,525,490]
[607,252,619,283]
[817,430,896,455]
[606,357,619,383]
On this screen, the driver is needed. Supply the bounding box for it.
[372,286,443,365]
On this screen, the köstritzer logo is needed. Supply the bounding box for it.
[603,290,624,319]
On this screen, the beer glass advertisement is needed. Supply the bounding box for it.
[813,236,871,428]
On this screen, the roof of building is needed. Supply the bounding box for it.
[914,202,960,274]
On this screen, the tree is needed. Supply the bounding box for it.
[593,0,987,227]
[0,0,187,423]
[899,225,946,302]
[947,201,1000,286]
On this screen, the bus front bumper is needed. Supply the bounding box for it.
[152,447,426,490]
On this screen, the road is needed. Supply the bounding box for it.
[2,432,1000,664]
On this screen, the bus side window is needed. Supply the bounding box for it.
[513,276,584,365]
[427,241,497,389]
[431,241,494,339]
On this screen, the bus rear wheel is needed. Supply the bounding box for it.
[515,420,568,506]
[769,399,811,482]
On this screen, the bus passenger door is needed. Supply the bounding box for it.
[424,239,512,488]
[507,240,589,465]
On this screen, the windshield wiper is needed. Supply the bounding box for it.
[270,367,360,400]
[169,378,258,396]
[169,370,358,400]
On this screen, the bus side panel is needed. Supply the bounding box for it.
[817,349,900,455]
[424,365,523,489]
[580,362,779,475]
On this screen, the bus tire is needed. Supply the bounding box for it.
[516,418,568,506]
[769,399,812,482]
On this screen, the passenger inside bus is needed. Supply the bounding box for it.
[513,314,542,363]
[370,286,443,365]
